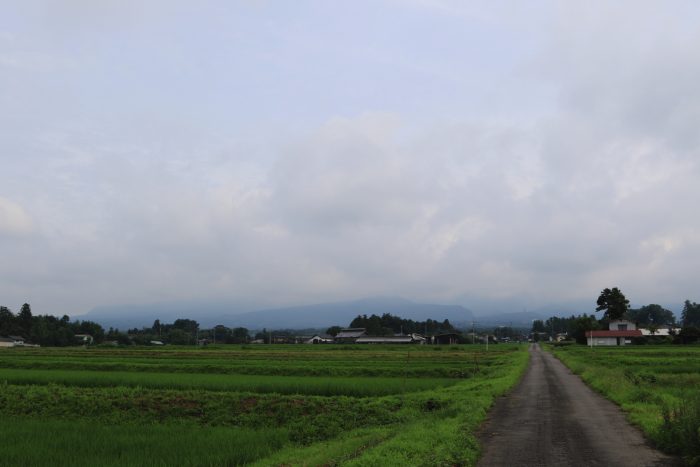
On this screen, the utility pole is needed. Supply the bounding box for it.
[551,319,554,342]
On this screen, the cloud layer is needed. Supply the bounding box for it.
[1,1,699,315]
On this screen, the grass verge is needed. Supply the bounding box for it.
[549,344,700,465]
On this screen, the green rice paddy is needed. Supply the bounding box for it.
[0,344,529,466]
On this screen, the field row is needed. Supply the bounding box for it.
[0,345,509,379]
[0,368,455,396]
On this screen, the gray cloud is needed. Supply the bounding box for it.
[1,1,699,316]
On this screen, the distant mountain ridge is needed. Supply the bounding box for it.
[473,310,552,327]
[232,297,474,330]
[77,297,475,330]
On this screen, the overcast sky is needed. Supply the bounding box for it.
[2,1,699,316]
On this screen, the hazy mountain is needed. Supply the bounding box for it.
[77,297,474,330]
[82,295,649,331]
[77,300,257,330]
[471,299,603,328]
[229,297,474,330]
[473,311,553,327]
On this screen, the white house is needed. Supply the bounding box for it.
[0,336,24,347]
[586,320,642,346]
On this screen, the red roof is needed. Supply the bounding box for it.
[585,330,643,337]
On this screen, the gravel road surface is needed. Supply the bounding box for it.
[477,343,676,466]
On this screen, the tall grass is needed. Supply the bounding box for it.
[659,395,700,466]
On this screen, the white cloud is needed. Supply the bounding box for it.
[0,197,33,236]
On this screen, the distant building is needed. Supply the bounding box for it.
[638,327,680,337]
[586,320,641,346]
[74,334,93,345]
[0,336,24,347]
[609,319,637,331]
[334,328,366,344]
[355,333,426,344]
[304,335,334,344]
[433,333,461,345]
[555,333,568,342]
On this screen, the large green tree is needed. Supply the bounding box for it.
[230,327,250,344]
[0,306,16,335]
[18,303,33,335]
[681,300,700,327]
[596,287,630,320]
[531,320,546,333]
[628,304,675,326]
[570,315,600,344]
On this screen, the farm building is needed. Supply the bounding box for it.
[433,333,461,345]
[586,320,641,346]
[0,336,24,347]
[304,335,334,344]
[638,327,680,337]
[334,328,366,343]
[355,334,426,345]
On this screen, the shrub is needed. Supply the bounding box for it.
[551,341,575,347]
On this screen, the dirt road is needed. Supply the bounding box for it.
[477,344,676,466]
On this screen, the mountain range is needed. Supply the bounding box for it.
[77,297,476,331]
[77,296,618,331]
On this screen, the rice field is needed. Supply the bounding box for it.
[0,344,528,466]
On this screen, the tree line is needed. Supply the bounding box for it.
[119,319,252,345]
[8,292,700,347]
[344,313,456,336]
[0,304,257,346]
[0,303,104,346]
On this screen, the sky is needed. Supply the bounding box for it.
[1,0,700,317]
